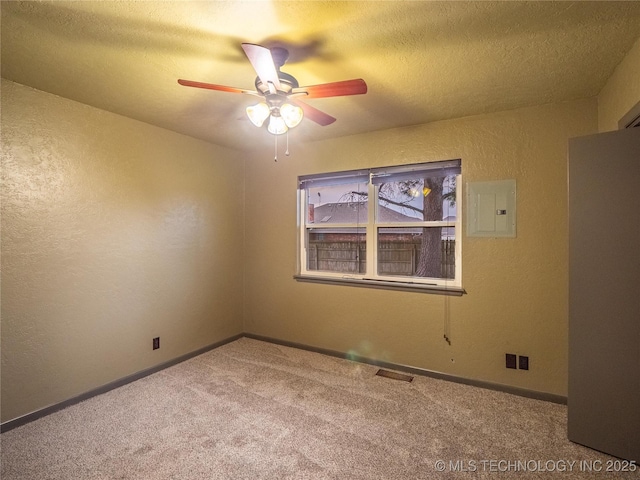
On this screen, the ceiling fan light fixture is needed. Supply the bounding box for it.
[246,102,270,127]
[179,43,367,140]
[280,102,304,129]
[267,114,288,135]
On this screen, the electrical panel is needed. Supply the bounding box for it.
[466,179,516,237]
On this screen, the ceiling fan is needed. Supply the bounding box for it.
[178,43,367,136]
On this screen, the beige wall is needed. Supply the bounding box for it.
[598,36,640,132]
[0,64,616,423]
[243,99,598,397]
[1,80,244,423]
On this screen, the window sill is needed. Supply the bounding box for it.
[293,275,466,296]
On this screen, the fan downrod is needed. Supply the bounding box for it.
[270,47,289,68]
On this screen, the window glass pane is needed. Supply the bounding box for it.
[306,182,368,225]
[377,175,457,222]
[307,229,366,274]
[377,227,455,279]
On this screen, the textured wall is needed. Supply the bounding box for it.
[598,36,640,131]
[1,80,244,423]
[243,99,597,397]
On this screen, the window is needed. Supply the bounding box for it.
[297,160,462,292]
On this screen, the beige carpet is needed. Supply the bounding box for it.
[1,338,634,479]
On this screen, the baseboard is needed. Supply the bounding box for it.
[1,330,566,433]
[243,333,568,405]
[0,333,243,433]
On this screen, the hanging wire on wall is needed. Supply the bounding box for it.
[443,295,452,345]
[442,169,453,346]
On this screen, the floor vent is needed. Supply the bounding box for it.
[375,369,414,382]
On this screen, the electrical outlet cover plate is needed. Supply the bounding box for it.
[506,353,517,369]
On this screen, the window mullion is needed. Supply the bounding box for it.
[454,174,463,282]
[377,221,455,228]
[367,178,376,277]
[299,188,309,274]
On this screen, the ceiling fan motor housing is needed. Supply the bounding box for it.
[254,71,299,95]
[255,69,300,116]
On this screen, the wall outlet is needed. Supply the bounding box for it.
[153,337,160,350]
[506,353,517,369]
[519,355,529,370]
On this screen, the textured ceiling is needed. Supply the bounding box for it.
[2,1,640,151]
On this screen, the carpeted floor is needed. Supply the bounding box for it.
[1,338,635,479]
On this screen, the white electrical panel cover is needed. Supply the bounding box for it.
[466,179,516,237]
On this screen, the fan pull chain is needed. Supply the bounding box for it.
[285,131,290,156]
[273,133,293,161]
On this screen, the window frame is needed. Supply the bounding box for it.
[296,160,463,293]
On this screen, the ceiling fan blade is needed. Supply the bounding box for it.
[293,100,336,126]
[178,79,258,96]
[241,43,282,91]
[294,79,367,99]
